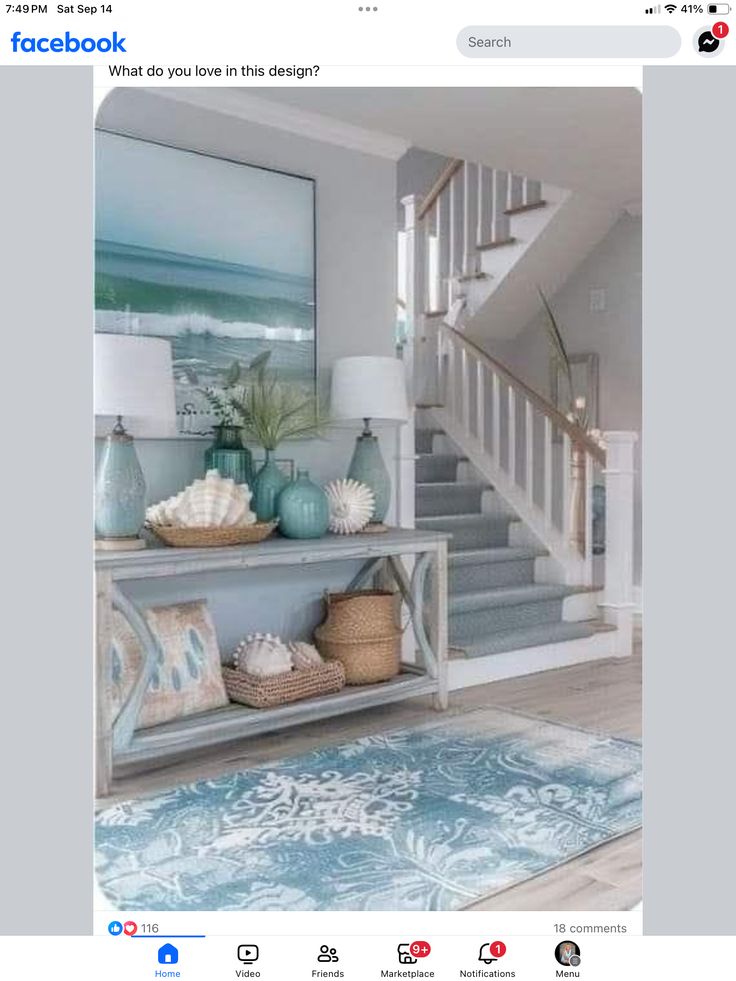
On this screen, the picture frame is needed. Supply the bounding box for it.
[95,130,317,439]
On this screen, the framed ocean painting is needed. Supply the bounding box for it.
[95,130,316,437]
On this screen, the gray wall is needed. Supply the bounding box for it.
[96,88,399,641]
[487,214,642,586]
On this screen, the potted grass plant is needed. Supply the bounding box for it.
[231,362,329,522]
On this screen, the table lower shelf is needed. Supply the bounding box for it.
[115,669,439,768]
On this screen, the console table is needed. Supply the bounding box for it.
[95,529,449,797]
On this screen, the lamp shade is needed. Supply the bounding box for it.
[330,356,409,422]
[94,334,176,423]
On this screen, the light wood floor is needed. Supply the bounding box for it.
[110,631,642,912]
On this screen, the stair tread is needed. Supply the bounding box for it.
[450,583,573,614]
[459,621,597,658]
[416,452,464,461]
[449,545,547,566]
[416,481,491,491]
[417,512,509,525]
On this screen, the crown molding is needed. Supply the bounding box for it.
[144,88,410,161]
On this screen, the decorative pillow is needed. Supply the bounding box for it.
[108,600,229,730]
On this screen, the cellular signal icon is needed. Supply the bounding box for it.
[645,4,662,11]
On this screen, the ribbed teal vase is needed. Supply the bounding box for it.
[95,430,146,542]
[277,470,330,539]
[204,425,255,486]
[347,434,390,523]
[252,450,289,522]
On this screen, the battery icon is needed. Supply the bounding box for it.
[707,3,731,12]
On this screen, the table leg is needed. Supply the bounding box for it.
[95,571,113,797]
[429,541,449,710]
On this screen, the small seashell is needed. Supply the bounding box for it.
[232,633,292,677]
[325,479,375,534]
[288,641,322,670]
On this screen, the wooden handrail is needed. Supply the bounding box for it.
[417,158,464,221]
[440,324,606,464]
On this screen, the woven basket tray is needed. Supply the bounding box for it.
[222,661,346,709]
[149,522,277,548]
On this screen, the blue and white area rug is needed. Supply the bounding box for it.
[96,710,641,911]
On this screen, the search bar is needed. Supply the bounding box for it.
[457,26,681,58]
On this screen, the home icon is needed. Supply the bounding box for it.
[158,943,179,965]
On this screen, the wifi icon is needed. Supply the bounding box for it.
[665,3,677,11]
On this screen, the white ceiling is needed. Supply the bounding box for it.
[209,87,642,207]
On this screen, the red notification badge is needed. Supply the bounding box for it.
[410,940,431,958]
[713,22,729,38]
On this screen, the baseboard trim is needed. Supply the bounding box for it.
[448,629,620,690]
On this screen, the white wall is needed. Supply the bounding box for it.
[487,214,642,585]
[95,88,401,647]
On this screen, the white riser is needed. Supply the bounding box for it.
[448,628,619,690]
[563,590,602,622]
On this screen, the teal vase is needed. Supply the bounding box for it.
[277,469,330,539]
[204,424,255,486]
[95,428,146,541]
[347,433,391,523]
[252,450,289,522]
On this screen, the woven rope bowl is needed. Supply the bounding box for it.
[222,661,346,708]
[148,522,277,548]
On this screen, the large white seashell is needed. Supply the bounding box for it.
[147,470,258,529]
[232,633,292,677]
[325,479,375,534]
[288,641,322,670]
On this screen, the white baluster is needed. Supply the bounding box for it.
[492,371,501,461]
[544,416,553,527]
[448,173,464,285]
[476,359,485,451]
[436,191,450,311]
[584,451,594,584]
[477,166,493,245]
[490,170,511,243]
[508,387,516,483]
[508,174,524,211]
[463,162,478,277]
[525,400,534,505]
[446,333,456,419]
[524,178,542,207]
[460,346,470,433]
[562,432,571,542]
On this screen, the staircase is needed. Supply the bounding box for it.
[415,424,599,661]
[398,156,639,683]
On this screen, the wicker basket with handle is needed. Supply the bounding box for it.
[222,661,345,709]
[314,589,401,685]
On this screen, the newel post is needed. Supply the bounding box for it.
[601,431,638,657]
[395,194,423,530]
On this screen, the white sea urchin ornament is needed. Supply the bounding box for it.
[324,478,375,535]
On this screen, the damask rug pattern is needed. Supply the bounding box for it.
[96,710,641,910]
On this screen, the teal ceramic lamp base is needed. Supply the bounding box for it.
[346,420,391,529]
[95,417,147,551]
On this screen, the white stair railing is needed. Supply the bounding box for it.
[416,158,541,316]
[432,324,638,655]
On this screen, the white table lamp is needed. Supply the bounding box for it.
[330,356,409,526]
[94,334,176,550]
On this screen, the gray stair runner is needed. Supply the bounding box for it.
[415,427,597,658]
